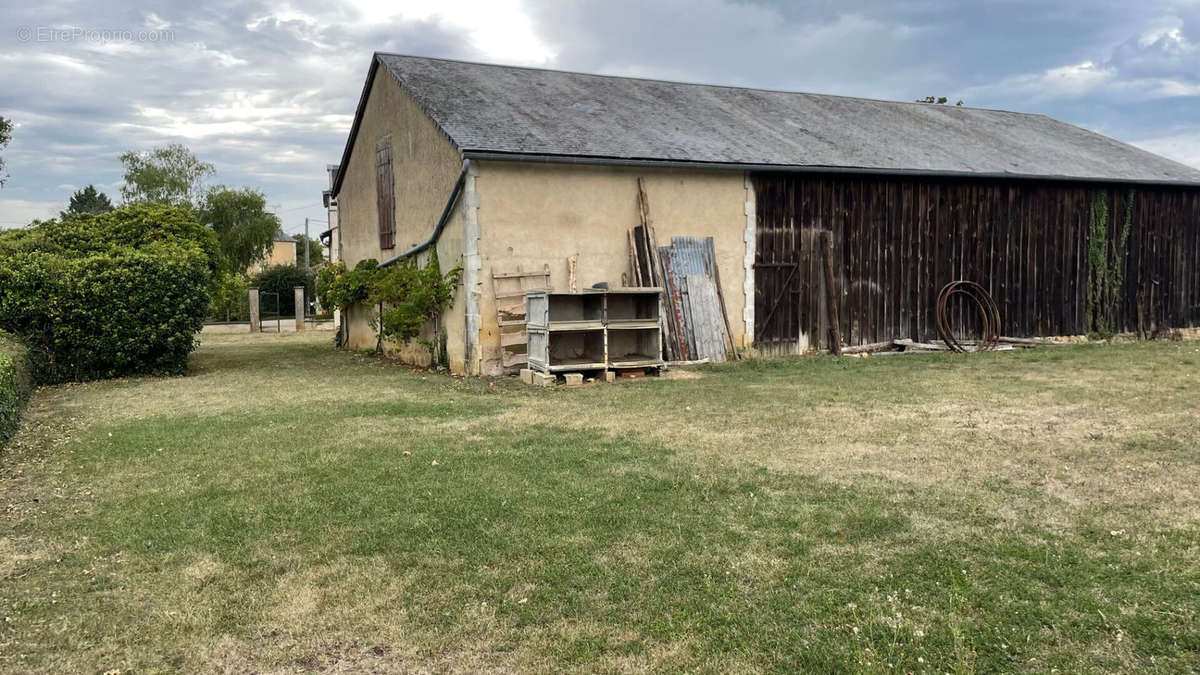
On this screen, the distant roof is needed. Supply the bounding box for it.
[273,228,293,243]
[332,53,1200,195]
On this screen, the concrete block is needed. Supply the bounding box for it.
[294,286,306,331]
[603,370,616,383]
[563,372,584,387]
[519,368,534,385]
[531,371,555,387]
[248,288,261,333]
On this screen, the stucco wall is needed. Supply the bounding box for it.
[472,161,751,376]
[336,65,466,366]
[248,240,297,274]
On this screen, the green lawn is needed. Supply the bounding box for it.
[2,332,1198,672]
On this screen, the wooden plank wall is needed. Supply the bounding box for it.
[753,173,1200,349]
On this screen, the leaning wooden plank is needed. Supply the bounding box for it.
[667,357,710,366]
[501,352,529,367]
[645,224,675,361]
[628,229,644,286]
[705,237,741,360]
[820,231,842,356]
[659,248,691,360]
[491,270,549,280]
[686,274,727,362]
[893,338,950,351]
[841,341,895,354]
[499,331,528,347]
[998,335,1063,345]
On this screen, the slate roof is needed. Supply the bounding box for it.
[331,53,1200,195]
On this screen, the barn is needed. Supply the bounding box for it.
[328,53,1200,375]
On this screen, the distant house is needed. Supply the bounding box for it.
[248,229,297,274]
[328,53,1200,376]
[320,164,340,266]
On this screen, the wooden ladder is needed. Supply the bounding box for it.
[492,264,551,372]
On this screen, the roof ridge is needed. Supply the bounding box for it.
[375,51,1034,117]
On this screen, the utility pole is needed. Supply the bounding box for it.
[303,218,311,274]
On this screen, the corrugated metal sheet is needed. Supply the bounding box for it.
[658,236,732,361]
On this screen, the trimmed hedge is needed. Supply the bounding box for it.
[0,330,32,448]
[0,204,218,383]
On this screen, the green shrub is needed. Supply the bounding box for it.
[0,204,217,383]
[209,272,251,322]
[315,259,377,313]
[0,330,33,448]
[251,264,313,317]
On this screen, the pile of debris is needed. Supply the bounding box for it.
[626,178,739,363]
[842,335,1063,357]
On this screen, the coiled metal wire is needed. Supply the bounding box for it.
[936,281,1001,352]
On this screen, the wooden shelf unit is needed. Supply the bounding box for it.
[525,288,665,374]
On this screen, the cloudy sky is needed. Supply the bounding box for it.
[2,0,1199,234]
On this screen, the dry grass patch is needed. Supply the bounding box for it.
[2,332,1198,672]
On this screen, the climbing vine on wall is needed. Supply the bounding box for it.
[314,252,462,365]
[1086,189,1135,337]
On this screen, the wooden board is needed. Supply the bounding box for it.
[685,274,727,362]
[491,264,550,370]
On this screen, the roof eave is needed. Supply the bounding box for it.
[463,150,1200,188]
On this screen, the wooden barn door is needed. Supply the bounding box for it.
[753,179,830,353]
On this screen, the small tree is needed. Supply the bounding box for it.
[915,95,964,106]
[293,234,325,268]
[0,116,11,187]
[209,272,251,322]
[199,186,281,273]
[61,185,114,217]
[120,143,214,207]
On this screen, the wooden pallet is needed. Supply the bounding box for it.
[492,264,551,371]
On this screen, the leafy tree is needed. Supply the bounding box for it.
[119,143,214,206]
[0,116,11,187]
[61,184,114,217]
[198,186,281,273]
[293,234,325,268]
[209,271,251,322]
[915,95,964,106]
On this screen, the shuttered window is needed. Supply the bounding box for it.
[375,140,395,250]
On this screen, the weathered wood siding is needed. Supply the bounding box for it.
[753,173,1200,349]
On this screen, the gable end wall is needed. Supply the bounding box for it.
[337,67,467,370]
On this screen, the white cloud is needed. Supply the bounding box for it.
[962,61,1114,101]
[1134,131,1200,170]
[346,0,555,64]
[2,0,1199,232]
[0,199,63,227]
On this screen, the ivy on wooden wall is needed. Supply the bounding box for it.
[1087,189,1135,337]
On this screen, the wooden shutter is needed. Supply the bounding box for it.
[375,141,395,250]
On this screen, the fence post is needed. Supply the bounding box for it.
[249,288,261,333]
[294,286,306,331]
